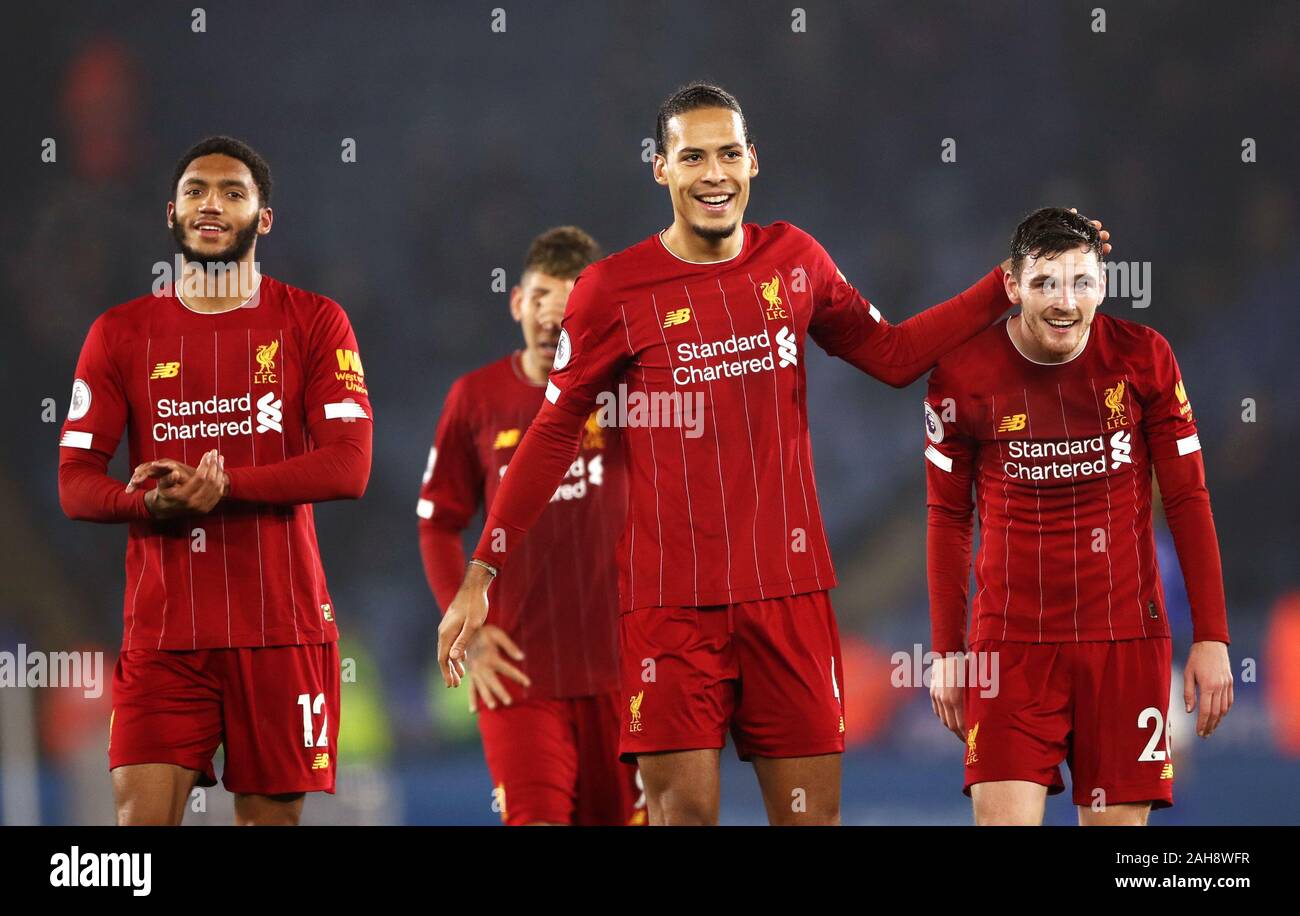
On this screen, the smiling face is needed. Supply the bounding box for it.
[653,107,758,245]
[167,153,271,266]
[511,270,573,379]
[1006,244,1106,362]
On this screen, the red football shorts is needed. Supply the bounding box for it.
[617,590,846,762]
[963,637,1174,809]
[109,643,340,795]
[476,684,645,826]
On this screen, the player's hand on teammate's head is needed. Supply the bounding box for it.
[464,624,530,713]
[1068,207,1112,257]
[1184,640,1234,738]
[1001,209,1110,274]
[437,565,493,688]
[929,652,967,741]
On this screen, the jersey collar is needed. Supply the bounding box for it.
[656,225,748,265]
[173,272,264,315]
[1005,314,1093,367]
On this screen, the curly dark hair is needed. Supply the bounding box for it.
[170,135,272,206]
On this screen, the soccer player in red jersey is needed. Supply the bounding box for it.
[925,208,1233,825]
[436,83,1078,826]
[58,136,372,825]
[418,226,644,826]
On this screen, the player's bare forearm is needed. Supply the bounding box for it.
[437,561,495,687]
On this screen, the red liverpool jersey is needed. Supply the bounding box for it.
[924,313,1229,652]
[418,352,625,699]
[476,221,1013,611]
[59,276,372,650]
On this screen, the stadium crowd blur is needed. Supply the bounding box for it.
[3,1,1296,823]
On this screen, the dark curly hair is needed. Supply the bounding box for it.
[170,135,272,206]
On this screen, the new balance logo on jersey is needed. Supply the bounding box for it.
[663,307,691,328]
[493,428,521,449]
[776,326,797,367]
[1110,429,1132,468]
[256,392,283,433]
[150,361,180,380]
[998,413,1027,433]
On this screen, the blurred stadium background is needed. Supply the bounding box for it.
[2,0,1297,825]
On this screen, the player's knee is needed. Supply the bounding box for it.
[234,811,301,826]
[973,798,1042,826]
[1080,804,1150,827]
[653,790,718,826]
[111,769,189,826]
[974,809,1041,826]
[769,805,840,827]
[656,806,716,826]
[116,802,183,827]
[233,793,304,826]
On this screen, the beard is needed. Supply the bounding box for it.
[689,220,739,243]
[1029,313,1088,355]
[172,214,261,266]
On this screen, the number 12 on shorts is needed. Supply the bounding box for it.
[298,692,329,748]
